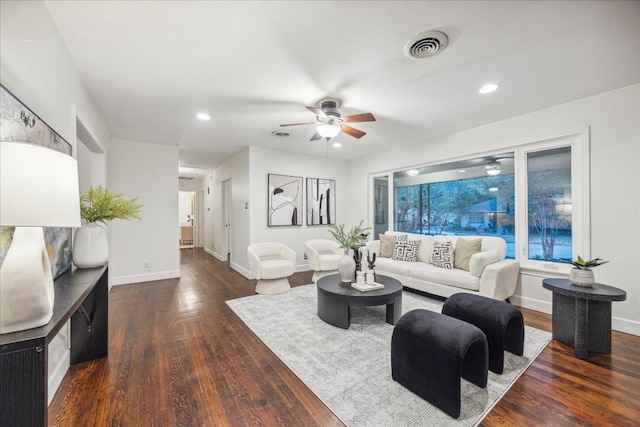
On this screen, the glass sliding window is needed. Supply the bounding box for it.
[393,154,516,258]
[526,147,572,262]
[373,176,389,239]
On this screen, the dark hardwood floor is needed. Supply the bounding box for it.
[49,248,640,426]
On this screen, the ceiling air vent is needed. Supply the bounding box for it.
[404,30,449,59]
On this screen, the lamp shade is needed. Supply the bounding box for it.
[317,124,341,139]
[0,141,81,227]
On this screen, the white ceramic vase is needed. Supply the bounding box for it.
[569,268,594,287]
[338,248,356,283]
[73,222,109,268]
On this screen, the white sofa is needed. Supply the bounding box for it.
[364,231,519,301]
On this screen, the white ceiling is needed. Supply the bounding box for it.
[44,1,640,173]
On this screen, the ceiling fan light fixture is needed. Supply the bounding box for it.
[317,124,341,138]
[485,164,502,176]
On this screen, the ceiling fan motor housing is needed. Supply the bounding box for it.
[321,100,342,119]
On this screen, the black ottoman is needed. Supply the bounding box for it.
[442,293,524,374]
[391,309,488,419]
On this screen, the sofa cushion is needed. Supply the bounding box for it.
[380,233,405,258]
[454,238,482,271]
[392,238,420,262]
[410,265,480,291]
[469,250,501,277]
[375,257,427,277]
[431,241,454,269]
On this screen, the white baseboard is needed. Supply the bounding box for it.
[231,262,252,279]
[204,247,226,261]
[110,270,180,287]
[510,294,552,314]
[613,317,640,336]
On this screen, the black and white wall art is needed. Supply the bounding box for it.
[268,174,303,226]
[306,177,336,226]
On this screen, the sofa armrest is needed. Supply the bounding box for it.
[469,250,501,277]
[478,259,520,301]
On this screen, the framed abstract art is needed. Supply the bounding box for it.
[268,173,303,227]
[306,177,336,225]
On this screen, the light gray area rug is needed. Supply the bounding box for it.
[227,285,551,427]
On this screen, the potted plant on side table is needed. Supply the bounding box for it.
[328,221,371,283]
[73,185,143,268]
[561,255,609,287]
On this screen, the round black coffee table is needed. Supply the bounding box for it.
[316,274,403,329]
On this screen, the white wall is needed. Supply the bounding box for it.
[345,84,640,336]
[247,146,349,275]
[203,147,251,272]
[0,0,111,403]
[108,139,180,286]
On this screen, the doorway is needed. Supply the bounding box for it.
[222,179,231,261]
[179,191,195,248]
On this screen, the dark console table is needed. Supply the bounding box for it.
[542,278,626,359]
[0,265,109,427]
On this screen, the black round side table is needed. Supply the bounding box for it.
[542,278,626,359]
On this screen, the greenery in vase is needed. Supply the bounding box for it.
[80,185,143,224]
[328,220,371,249]
[560,255,608,270]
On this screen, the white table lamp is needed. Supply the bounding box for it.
[0,141,81,334]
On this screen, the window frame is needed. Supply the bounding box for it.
[368,127,590,275]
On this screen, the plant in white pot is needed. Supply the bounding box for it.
[73,186,143,268]
[561,256,609,287]
[328,221,371,283]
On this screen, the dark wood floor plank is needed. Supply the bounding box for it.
[49,248,640,427]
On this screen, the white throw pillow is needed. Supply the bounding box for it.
[392,238,420,262]
[431,241,454,269]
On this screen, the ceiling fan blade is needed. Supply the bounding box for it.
[279,122,317,127]
[341,124,366,139]
[343,112,376,123]
[310,131,323,141]
[306,106,327,119]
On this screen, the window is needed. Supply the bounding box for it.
[392,154,516,258]
[526,147,572,262]
[371,129,588,270]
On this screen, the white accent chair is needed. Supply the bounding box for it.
[247,243,296,295]
[304,239,343,283]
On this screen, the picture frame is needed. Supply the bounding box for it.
[268,174,303,227]
[306,177,336,226]
[0,84,73,279]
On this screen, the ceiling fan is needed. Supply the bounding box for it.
[280,100,376,141]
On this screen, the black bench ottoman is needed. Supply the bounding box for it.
[391,309,488,419]
[442,293,524,374]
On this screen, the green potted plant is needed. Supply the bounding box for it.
[73,185,143,268]
[328,221,371,283]
[560,256,609,287]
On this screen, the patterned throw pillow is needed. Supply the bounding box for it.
[392,238,420,262]
[431,241,454,269]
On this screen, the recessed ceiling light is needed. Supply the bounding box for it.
[458,169,466,173]
[332,142,342,148]
[196,113,211,121]
[479,83,499,94]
